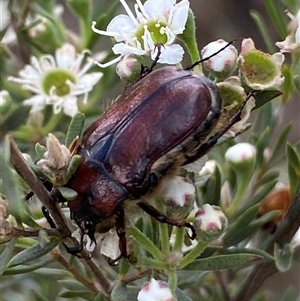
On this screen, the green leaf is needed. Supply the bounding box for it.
[255,171,279,188]
[3,257,54,275]
[269,123,292,166]
[274,243,294,272]
[286,143,300,196]
[68,0,91,22]
[0,238,17,275]
[203,165,221,206]
[263,0,287,38]
[224,208,280,247]
[35,143,47,159]
[252,90,282,110]
[183,253,261,270]
[249,10,275,53]
[0,142,37,225]
[286,143,300,175]
[224,247,274,262]
[288,164,299,197]
[65,112,85,147]
[293,74,300,92]
[8,238,60,267]
[224,204,260,246]
[59,290,96,299]
[255,127,271,167]
[66,154,81,180]
[0,105,30,137]
[236,180,277,215]
[176,288,194,301]
[111,281,127,301]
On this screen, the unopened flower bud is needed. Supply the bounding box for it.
[37,133,72,185]
[239,38,285,90]
[137,278,175,301]
[156,176,195,219]
[116,54,142,83]
[193,204,228,242]
[225,142,257,178]
[201,39,238,79]
[225,142,257,164]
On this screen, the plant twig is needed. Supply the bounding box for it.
[233,188,300,301]
[53,251,100,292]
[9,137,70,236]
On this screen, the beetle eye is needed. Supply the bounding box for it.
[85,220,94,229]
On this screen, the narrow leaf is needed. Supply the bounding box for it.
[176,288,194,301]
[252,90,282,110]
[286,143,300,175]
[8,238,60,267]
[65,112,85,147]
[183,253,261,270]
[224,204,260,246]
[0,238,17,275]
[111,281,127,301]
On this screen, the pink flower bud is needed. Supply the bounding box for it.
[137,278,175,301]
[201,39,238,79]
[225,143,256,164]
[193,204,227,242]
[116,54,142,82]
[154,176,195,219]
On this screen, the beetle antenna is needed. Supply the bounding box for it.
[186,38,241,70]
[140,43,163,77]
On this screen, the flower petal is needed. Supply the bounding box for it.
[107,15,136,42]
[170,0,189,33]
[152,44,184,64]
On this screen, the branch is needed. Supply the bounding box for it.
[233,187,300,301]
[9,137,70,236]
[9,137,112,295]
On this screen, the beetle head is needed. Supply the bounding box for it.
[67,159,128,233]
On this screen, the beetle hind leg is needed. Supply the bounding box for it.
[137,202,196,240]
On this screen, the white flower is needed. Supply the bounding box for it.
[137,278,175,301]
[201,39,238,78]
[225,142,257,163]
[276,10,300,53]
[8,43,103,117]
[91,0,189,67]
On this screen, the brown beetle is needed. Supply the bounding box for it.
[62,55,248,261]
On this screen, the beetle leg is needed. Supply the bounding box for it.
[41,206,56,229]
[108,207,128,266]
[137,202,196,240]
[63,233,84,256]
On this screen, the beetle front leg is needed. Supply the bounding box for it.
[137,202,196,240]
[108,207,128,265]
